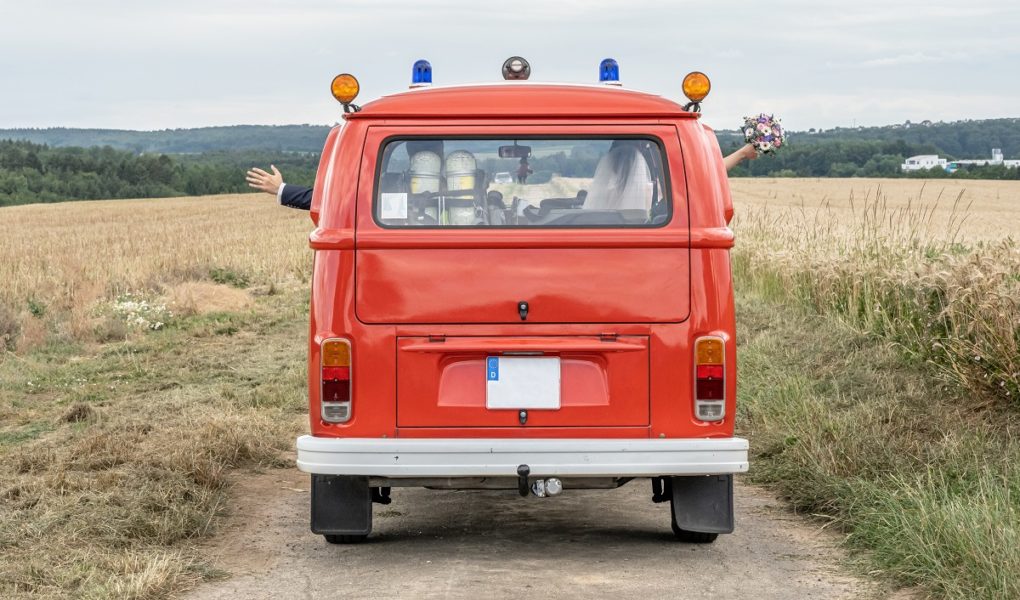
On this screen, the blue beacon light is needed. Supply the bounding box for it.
[411,59,432,88]
[599,58,621,85]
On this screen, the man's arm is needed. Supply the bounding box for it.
[279,184,313,210]
[246,164,312,211]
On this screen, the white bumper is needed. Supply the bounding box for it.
[296,436,749,478]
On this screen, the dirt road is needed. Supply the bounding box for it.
[185,469,875,599]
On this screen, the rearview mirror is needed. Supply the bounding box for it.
[498,144,532,159]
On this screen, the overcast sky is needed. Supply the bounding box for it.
[2,1,1018,131]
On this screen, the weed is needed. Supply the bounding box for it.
[208,267,251,289]
[26,298,46,318]
[0,302,20,352]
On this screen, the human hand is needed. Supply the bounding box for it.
[246,165,283,194]
[740,143,758,161]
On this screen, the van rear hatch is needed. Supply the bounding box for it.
[357,133,688,324]
[354,132,689,428]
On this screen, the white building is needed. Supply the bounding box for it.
[901,155,948,171]
[901,149,1020,172]
[951,148,1020,168]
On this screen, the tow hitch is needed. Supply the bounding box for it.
[516,464,563,498]
[516,464,530,497]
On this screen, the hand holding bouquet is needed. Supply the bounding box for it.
[742,113,785,155]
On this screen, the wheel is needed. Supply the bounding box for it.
[670,518,718,543]
[324,534,367,544]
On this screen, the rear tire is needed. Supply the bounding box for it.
[670,517,718,543]
[324,534,367,544]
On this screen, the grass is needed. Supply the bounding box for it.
[732,180,1020,599]
[732,184,1019,406]
[0,289,308,598]
[736,288,1020,599]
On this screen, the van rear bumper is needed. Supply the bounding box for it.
[295,436,749,478]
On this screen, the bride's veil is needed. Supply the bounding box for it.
[584,144,654,212]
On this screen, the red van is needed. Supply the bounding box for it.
[296,60,748,544]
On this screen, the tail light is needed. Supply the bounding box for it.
[321,338,352,423]
[694,336,725,422]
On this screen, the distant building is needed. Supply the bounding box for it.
[901,149,1020,172]
[901,155,948,171]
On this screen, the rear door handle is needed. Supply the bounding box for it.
[518,301,529,321]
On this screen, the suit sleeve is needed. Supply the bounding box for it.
[279,184,313,211]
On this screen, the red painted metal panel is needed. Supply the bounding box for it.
[356,248,688,324]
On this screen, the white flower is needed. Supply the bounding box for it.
[758,141,772,152]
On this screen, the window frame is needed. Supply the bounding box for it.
[370,134,673,230]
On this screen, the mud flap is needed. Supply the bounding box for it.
[669,474,734,533]
[310,475,372,536]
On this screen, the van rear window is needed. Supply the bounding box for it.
[374,137,670,228]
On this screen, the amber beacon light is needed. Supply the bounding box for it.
[331,73,361,113]
[681,71,711,112]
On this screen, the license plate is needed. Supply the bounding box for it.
[485,356,561,410]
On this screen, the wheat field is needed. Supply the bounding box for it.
[0,194,312,350]
[730,178,1019,241]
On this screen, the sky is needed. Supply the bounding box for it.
[2,1,1018,132]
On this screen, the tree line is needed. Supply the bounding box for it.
[3,115,1020,206]
[0,125,331,154]
[0,140,318,206]
[719,138,1020,179]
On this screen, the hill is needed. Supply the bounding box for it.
[718,117,1020,179]
[0,124,332,154]
[4,118,1020,159]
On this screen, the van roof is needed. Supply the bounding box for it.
[346,83,698,120]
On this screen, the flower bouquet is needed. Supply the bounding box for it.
[742,113,785,155]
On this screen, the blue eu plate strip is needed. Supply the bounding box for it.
[487,357,499,381]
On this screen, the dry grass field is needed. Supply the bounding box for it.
[0,180,1018,599]
[0,194,311,352]
[730,177,1019,241]
[731,178,1019,401]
